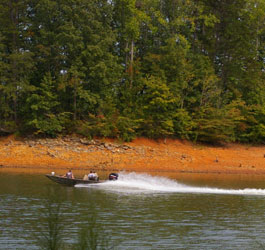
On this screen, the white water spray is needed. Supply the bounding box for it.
[76,172,265,196]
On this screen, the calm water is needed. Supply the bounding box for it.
[1,170,265,249]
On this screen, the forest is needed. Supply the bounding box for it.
[0,0,264,143]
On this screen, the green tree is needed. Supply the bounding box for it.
[113,0,151,86]
[193,100,246,143]
[0,0,34,127]
[24,73,65,137]
[139,75,175,138]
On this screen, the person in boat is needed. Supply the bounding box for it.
[109,173,118,180]
[93,171,99,180]
[64,169,74,179]
[88,171,99,181]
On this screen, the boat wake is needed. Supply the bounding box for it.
[76,172,265,196]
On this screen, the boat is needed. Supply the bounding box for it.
[45,172,119,186]
[45,174,103,186]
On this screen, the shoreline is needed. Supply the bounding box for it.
[2,165,265,176]
[0,135,264,176]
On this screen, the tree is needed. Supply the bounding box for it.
[192,100,245,143]
[139,75,175,138]
[24,73,65,137]
[0,0,34,127]
[113,0,151,86]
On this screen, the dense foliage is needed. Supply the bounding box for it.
[0,0,264,143]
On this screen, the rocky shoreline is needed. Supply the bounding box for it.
[0,135,265,175]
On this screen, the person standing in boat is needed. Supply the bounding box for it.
[64,169,74,179]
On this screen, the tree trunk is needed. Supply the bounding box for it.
[129,40,134,88]
[10,0,19,124]
[125,41,129,70]
[73,81,77,121]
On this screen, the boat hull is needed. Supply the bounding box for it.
[45,174,103,186]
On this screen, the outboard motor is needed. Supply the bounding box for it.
[109,173,119,181]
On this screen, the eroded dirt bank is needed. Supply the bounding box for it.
[0,135,264,175]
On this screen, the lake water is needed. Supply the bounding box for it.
[1,170,265,249]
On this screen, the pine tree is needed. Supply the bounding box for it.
[0,0,34,129]
[24,72,63,137]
